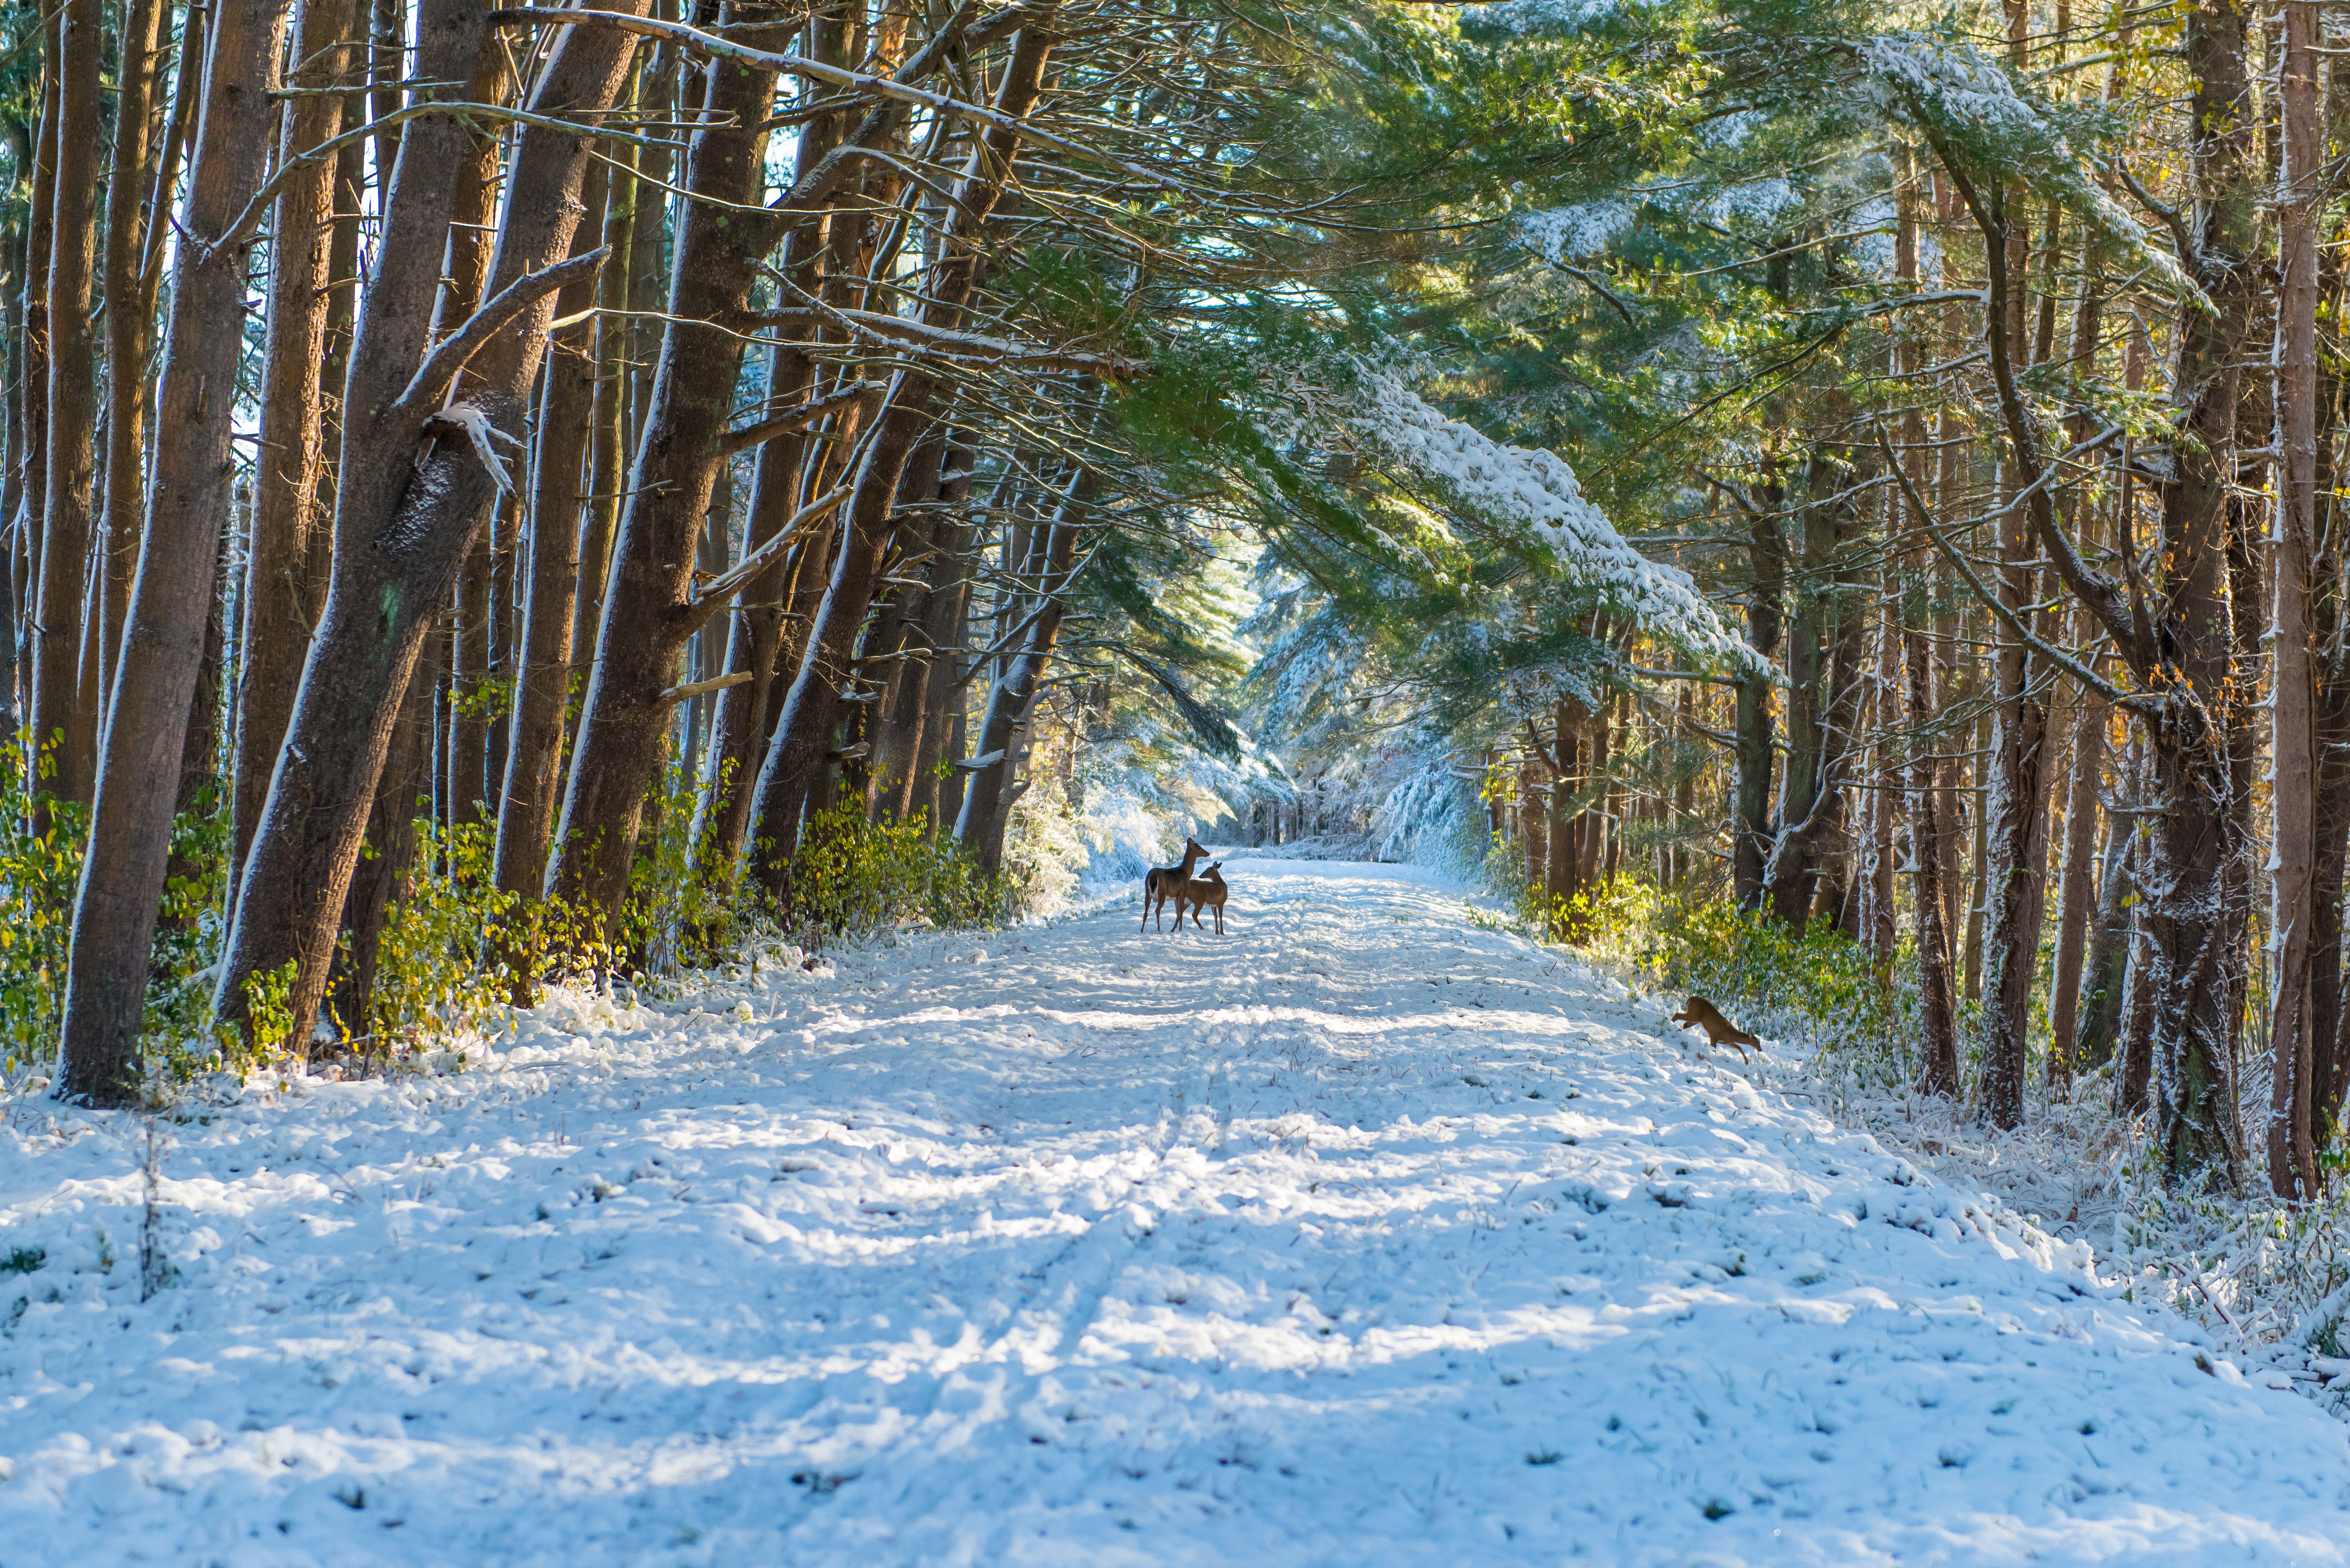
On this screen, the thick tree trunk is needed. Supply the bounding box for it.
[234,0,357,877]
[52,0,290,1104]
[2138,1,2257,1183]
[494,157,609,904]
[549,15,792,923]
[31,0,105,816]
[215,2,642,1051]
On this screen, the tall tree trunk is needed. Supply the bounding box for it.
[54,0,291,1103]
[215,0,643,1052]
[956,464,1090,871]
[16,35,55,792]
[494,156,609,903]
[549,9,797,924]
[2048,668,2106,1091]
[572,115,633,680]
[1981,325,2056,1130]
[2266,0,2322,1200]
[439,54,514,829]
[233,0,357,878]
[744,21,1058,890]
[1765,461,1834,924]
[95,0,168,731]
[1906,574,1961,1097]
[1732,494,1782,907]
[2046,249,2111,1095]
[31,0,104,817]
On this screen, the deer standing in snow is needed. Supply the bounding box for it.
[1142,837,1208,932]
[1177,863,1229,934]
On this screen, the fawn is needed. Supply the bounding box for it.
[1142,836,1208,932]
[1177,863,1229,934]
[1670,996,1764,1063]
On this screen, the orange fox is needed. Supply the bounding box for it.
[1671,996,1764,1063]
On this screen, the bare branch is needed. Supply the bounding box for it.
[719,380,878,455]
[398,248,610,413]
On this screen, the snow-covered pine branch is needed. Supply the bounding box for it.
[1343,362,1764,674]
[1856,32,2204,307]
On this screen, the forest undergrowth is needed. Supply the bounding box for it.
[1510,863,2350,1411]
[0,777,1025,1111]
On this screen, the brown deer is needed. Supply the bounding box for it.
[1670,996,1764,1063]
[1142,836,1209,932]
[1177,863,1229,934]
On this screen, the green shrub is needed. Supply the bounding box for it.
[0,772,84,1086]
[779,802,1015,954]
[1527,868,1923,1095]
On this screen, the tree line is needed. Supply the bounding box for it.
[0,0,1317,1106]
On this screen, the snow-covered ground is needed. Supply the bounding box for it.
[4,858,2349,1565]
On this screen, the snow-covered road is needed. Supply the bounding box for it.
[3,858,2348,1565]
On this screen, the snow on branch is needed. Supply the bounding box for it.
[1857,33,2203,306]
[1345,363,1763,673]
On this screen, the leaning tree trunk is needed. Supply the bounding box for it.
[215,1,643,1052]
[440,51,516,828]
[53,0,290,1105]
[548,11,798,925]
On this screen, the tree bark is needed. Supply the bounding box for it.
[2048,669,2106,1090]
[439,54,515,829]
[1732,494,1782,907]
[745,20,1059,890]
[234,0,358,878]
[54,0,291,1103]
[956,463,1090,870]
[215,0,643,1051]
[2266,0,2321,1201]
[31,0,105,816]
[494,156,609,902]
[549,9,797,924]
[94,0,168,728]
